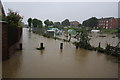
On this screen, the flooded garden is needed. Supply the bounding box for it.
[2,28,118,78]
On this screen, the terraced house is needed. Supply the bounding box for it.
[98,17,119,29]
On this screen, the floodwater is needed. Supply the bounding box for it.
[90,32,119,49]
[3,28,118,78]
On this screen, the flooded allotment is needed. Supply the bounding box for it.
[2,2,120,79]
[3,28,118,78]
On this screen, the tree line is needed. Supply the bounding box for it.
[27,17,98,28]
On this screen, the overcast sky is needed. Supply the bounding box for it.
[2,2,118,24]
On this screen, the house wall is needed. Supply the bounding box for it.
[98,17,118,29]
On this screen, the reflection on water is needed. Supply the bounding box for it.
[28,31,31,39]
[3,51,23,78]
[2,28,118,78]
[39,50,45,55]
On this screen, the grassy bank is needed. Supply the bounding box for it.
[101,29,118,34]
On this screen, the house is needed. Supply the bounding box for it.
[70,21,81,27]
[98,17,119,29]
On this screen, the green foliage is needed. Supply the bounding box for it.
[6,9,23,27]
[82,17,98,28]
[118,29,120,33]
[61,19,70,26]
[27,18,32,27]
[79,29,91,49]
[37,20,43,28]
[32,18,38,27]
[32,18,43,28]
[101,29,118,34]
[54,22,61,27]
[44,19,53,27]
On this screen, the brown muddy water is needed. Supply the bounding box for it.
[90,32,119,49]
[2,28,118,78]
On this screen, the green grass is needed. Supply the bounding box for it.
[101,29,118,34]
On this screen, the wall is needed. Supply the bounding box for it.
[1,22,9,61]
[1,22,22,61]
[0,22,2,62]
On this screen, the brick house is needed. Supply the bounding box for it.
[70,21,81,27]
[98,17,119,29]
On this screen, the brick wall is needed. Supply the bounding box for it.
[1,22,22,61]
[9,28,22,57]
[1,22,9,61]
[0,22,2,62]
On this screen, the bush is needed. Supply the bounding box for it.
[6,9,23,27]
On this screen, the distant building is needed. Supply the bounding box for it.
[70,21,81,27]
[98,17,119,29]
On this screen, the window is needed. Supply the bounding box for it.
[106,24,108,26]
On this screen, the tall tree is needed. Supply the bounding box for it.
[79,29,90,48]
[54,22,61,27]
[44,19,53,27]
[44,19,49,27]
[32,18,38,27]
[37,20,43,28]
[27,18,32,27]
[82,17,98,28]
[27,18,32,31]
[61,19,70,27]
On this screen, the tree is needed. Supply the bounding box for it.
[44,19,53,27]
[27,18,32,31]
[61,19,70,27]
[32,18,43,28]
[37,20,43,28]
[82,17,98,28]
[32,18,38,27]
[54,22,61,27]
[44,19,49,27]
[27,18,32,27]
[79,29,91,49]
[49,21,54,26]
[82,20,89,27]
